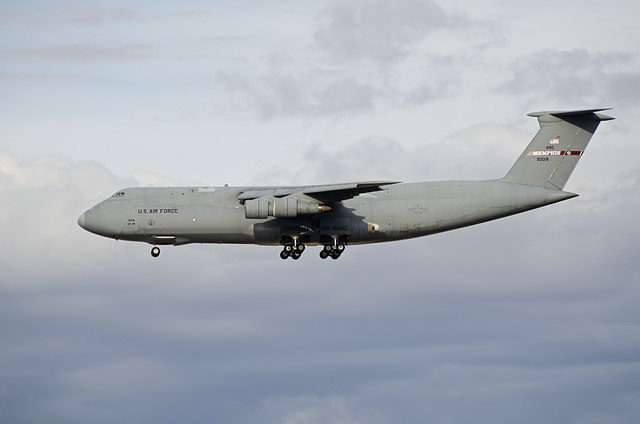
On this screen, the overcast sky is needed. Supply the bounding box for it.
[1,1,639,423]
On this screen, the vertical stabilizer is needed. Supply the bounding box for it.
[500,109,613,190]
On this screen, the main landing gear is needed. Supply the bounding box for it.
[280,243,305,260]
[279,234,347,260]
[280,235,305,260]
[319,241,345,260]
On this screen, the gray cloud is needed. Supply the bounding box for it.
[0,3,207,30]
[214,71,376,119]
[9,44,152,62]
[606,71,640,109]
[500,49,640,109]
[66,6,145,26]
[313,0,461,64]
[299,122,527,183]
[1,121,639,424]
[403,55,463,105]
[205,0,507,119]
[0,4,141,28]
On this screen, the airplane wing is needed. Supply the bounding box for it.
[238,181,400,203]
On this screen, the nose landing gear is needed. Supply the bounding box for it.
[151,245,161,257]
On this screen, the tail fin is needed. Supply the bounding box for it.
[499,109,614,190]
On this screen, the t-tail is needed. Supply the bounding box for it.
[499,109,614,190]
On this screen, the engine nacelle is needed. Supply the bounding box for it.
[244,199,270,219]
[273,198,298,217]
[244,198,330,219]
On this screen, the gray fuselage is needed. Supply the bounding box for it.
[79,180,575,247]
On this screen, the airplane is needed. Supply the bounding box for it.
[78,108,613,260]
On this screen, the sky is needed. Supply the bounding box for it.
[1,0,639,423]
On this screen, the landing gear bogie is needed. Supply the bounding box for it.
[280,233,309,260]
[318,239,346,260]
[280,243,305,260]
[280,234,348,260]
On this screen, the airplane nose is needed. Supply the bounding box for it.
[77,204,116,237]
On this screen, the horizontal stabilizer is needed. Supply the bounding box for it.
[527,109,614,121]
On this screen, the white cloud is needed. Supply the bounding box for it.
[0,150,187,287]
[263,396,367,424]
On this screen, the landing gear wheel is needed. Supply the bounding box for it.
[297,244,306,252]
[319,250,329,259]
[284,245,293,253]
[280,250,289,260]
[331,252,341,260]
[151,246,161,258]
[324,244,333,252]
[291,251,301,260]
[336,243,345,252]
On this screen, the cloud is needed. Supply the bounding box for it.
[0,150,186,286]
[499,49,640,109]
[261,396,365,424]
[214,70,376,119]
[208,0,496,119]
[1,130,640,424]
[9,44,152,62]
[66,6,145,26]
[0,3,142,28]
[606,71,640,109]
[297,122,527,184]
[313,0,460,64]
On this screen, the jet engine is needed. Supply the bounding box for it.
[245,198,330,219]
[244,199,270,219]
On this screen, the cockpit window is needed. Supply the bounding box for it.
[112,191,125,198]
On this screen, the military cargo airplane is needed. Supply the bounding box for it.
[78,109,613,260]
